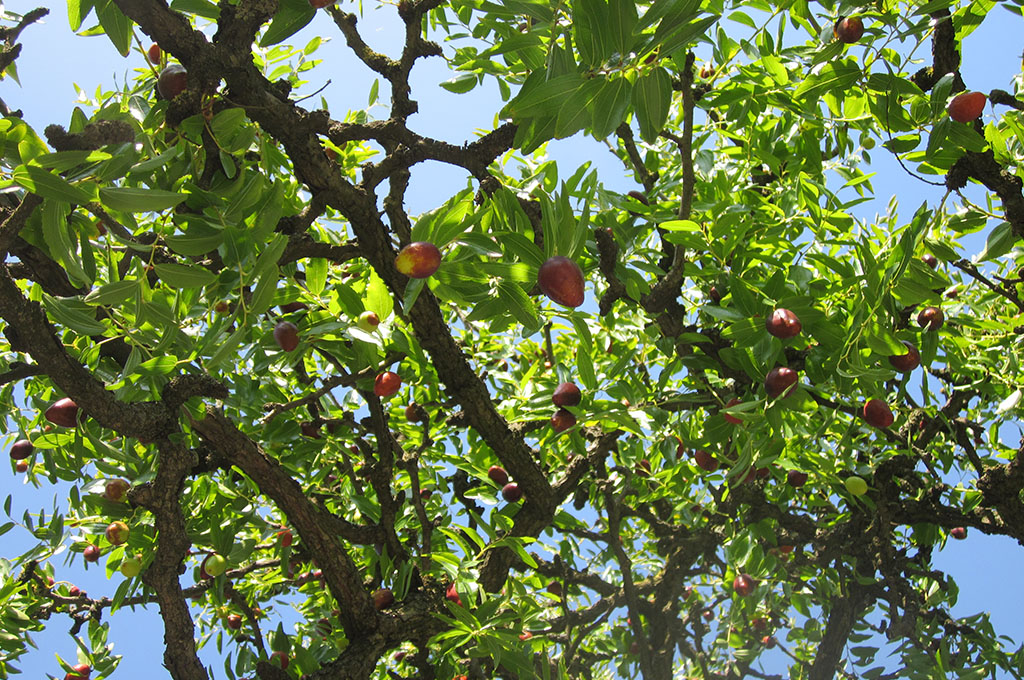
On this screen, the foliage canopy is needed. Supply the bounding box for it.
[0,0,1023,678]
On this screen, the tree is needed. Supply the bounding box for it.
[0,0,1022,678]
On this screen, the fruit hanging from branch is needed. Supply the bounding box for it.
[765,308,801,339]
[395,241,442,279]
[948,91,987,123]
[537,256,585,308]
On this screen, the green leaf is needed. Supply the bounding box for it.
[95,0,133,57]
[12,165,95,204]
[634,67,673,142]
[68,0,97,31]
[41,200,90,286]
[589,77,631,139]
[555,78,604,138]
[42,295,107,335]
[978,222,1013,262]
[260,0,316,47]
[306,257,328,296]
[99,187,187,212]
[169,0,220,20]
[440,73,478,94]
[608,0,638,55]
[365,269,394,321]
[152,263,217,288]
[573,0,611,68]
[505,73,586,119]
[84,280,139,307]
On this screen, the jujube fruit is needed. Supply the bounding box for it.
[948,91,986,123]
[537,256,585,308]
[765,308,801,339]
[157,64,187,100]
[395,241,441,279]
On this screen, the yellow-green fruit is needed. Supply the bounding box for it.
[845,476,868,496]
[203,553,227,577]
[120,557,142,578]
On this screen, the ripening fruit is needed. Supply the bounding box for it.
[45,398,80,428]
[888,341,921,372]
[157,64,188,100]
[552,382,582,407]
[950,527,967,540]
[105,521,129,546]
[834,16,864,43]
[765,308,801,339]
[733,574,757,596]
[863,399,895,428]
[948,91,986,123]
[374,371,402,398]
[918,306,944,331]
[356,310,380,332]
[14,459,27,473]
[119,556,142,578]
[395,241,442,278]
[487,465,509,486]
[273,321,299,352]
[538,256,585,308]
[445,583,463,607]
[277,528,293,547]
[550,408,576,433]
[9,439,33,460]
[104,478,130,503]
[501,482,523,502]
[147,43,161,64]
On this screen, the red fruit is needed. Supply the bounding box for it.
[104,478,130,502]
[550,408,576,433]
[756,466,770,479]
[501,482,523,502]
[15,460,28,473]
[709,285,722,303]
[273,321,299,352]
[537,256,585,308]
[552,382,582,407]
[763,635,777,648]
[83,544,101,562]
[373,587,395,610]
[68,585,80,596]
[227,614,242,630]
[921,253,938,268]
[419,488,432,499]
[405,403,424,422]
[270,650,289,669]
[733,574,756,597]
[279,301,308,313]
[519,631,534,641]
[157,63,188,100]
[105,521,129,546]
[626,190,649,206]
[277,528,293,547]
[445,583,463,607]
[888,341,921,372]
[395,241,442,279]
[147,43,161,64]
[702,609,713,621]
[950,527,967,540]
[700,65,715,79]
[300,422,321,439]
[9,439,33,460]
[45,398,80,428]
[834,16,864,43]
[723,397,743,425]
[945,287,959,299]
[787,470,808,487]
[309,0,337,7]
[764,366,798,399]
[694,449,718,472]
[64,663,92,680]
[863,399,894,428]
[777,544,794,554]
[635,458,652,477]
[487,465,509,486]
[547,581,563,597]
[948,91,986,123]
[765,308,801,339]
[214,301,230,314]
[374,371,402,398]
[918,306,944,331]
[751,616,768,633]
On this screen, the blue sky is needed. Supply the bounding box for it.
[3,0,1024,677]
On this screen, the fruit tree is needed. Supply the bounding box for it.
[0,0,1023,679]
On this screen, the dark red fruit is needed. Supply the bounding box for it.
[863,399,895,428]
[733,574,756,597]
[374,371,402,398]
[787,470,808,487]
[709,286,722,303]
[626,190,649,206]
[723,397,743,425]
[948,91,986,123]
[64,663,92,680]
[834,16,864,43]
[15,460,27,473]
[404,403,424,422]
[552,382,582,407]
[9,439,32,460]
[918,306,944,331]
[104,478,130,502]
[300,422,321,439]
[694,449,718,472]
[83,544,101,562]
[487,465,509,486]
[763,635,777,648]
[273,321,299,352]
[45,398,80,428]
[547,581,563,597]
[921,254,938,268]
[765,366,798,399]
[147,44,161,64]
[445,583,463,607]
[550,408,576,433]
[309,0,337,7]
[277,528,293,547]
[227,614,242,630]
[270,651,289,669]
[157,64,187,100]
[501,482,523,502]
[888,341,920,372]
[635,458,652,477]
[279,301,308,313]
[950,527,967,540]
[537,256,585,308]
[373,587,395,610]
[765,308,801,339]
[395,241,441,279]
